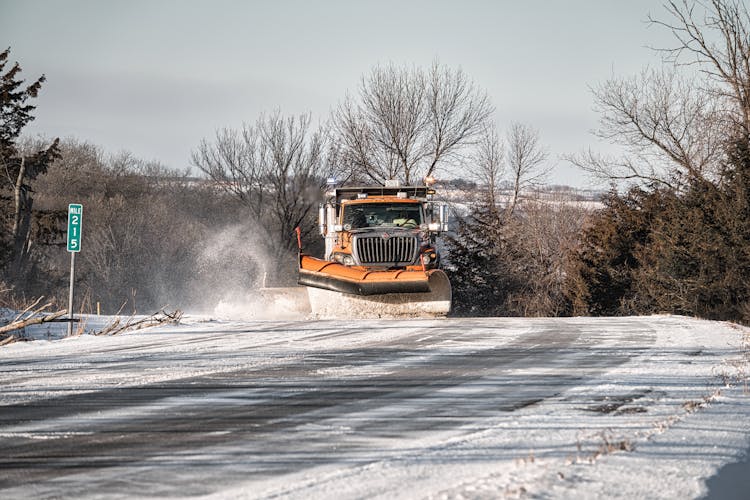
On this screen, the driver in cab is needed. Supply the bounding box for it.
[393,211,417,229]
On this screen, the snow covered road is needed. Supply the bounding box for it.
[0,315,748,498]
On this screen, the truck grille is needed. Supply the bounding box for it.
[353,234,418,266]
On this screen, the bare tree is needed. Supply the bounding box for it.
[506,197,589,317]
[573,68,725,188]
[506,122,550,216]
[652,0,750,134]
[571,0,750,187]
[468,123,504,208]
[333,61,493,185]
[192,112,326,284]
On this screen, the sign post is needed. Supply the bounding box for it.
[67,204,83,336]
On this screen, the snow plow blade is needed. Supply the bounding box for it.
[298,255,432,295]
[298,255,452,319]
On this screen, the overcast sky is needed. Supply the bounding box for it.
[1,0,677,187]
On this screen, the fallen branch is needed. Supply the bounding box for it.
[12,296,49,323]
[0,335,20,346]
[0,309,68,337]
[94,308,183,336]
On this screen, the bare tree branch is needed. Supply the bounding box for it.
[191,111,327,284]
[506,122,550,216]
[573,0,750,187]
[333,61,493,185]
[467,122,505,208]
[649,0,750,133]
[0,307,66,337]
[93,308,182,336]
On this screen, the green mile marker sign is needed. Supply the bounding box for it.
[67,204,83,252]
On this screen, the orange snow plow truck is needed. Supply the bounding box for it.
[298,181,452,318]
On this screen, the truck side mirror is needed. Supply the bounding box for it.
[318,204,327,235]
[439,204,449,232]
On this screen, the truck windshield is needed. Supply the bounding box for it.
[342,203,422,229]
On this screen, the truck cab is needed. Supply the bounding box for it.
[318,184,448,271]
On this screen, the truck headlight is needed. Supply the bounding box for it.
[421,252,437,266]
[333,253,355,266]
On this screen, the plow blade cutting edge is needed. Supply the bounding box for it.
[298,254,452,318]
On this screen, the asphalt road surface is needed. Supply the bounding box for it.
[0,316,747,498]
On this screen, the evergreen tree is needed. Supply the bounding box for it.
[0,48,60,282]
[634,138,750,321]
[568,187,661,316]
[444,202,520,316]
[570,137,750,324]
